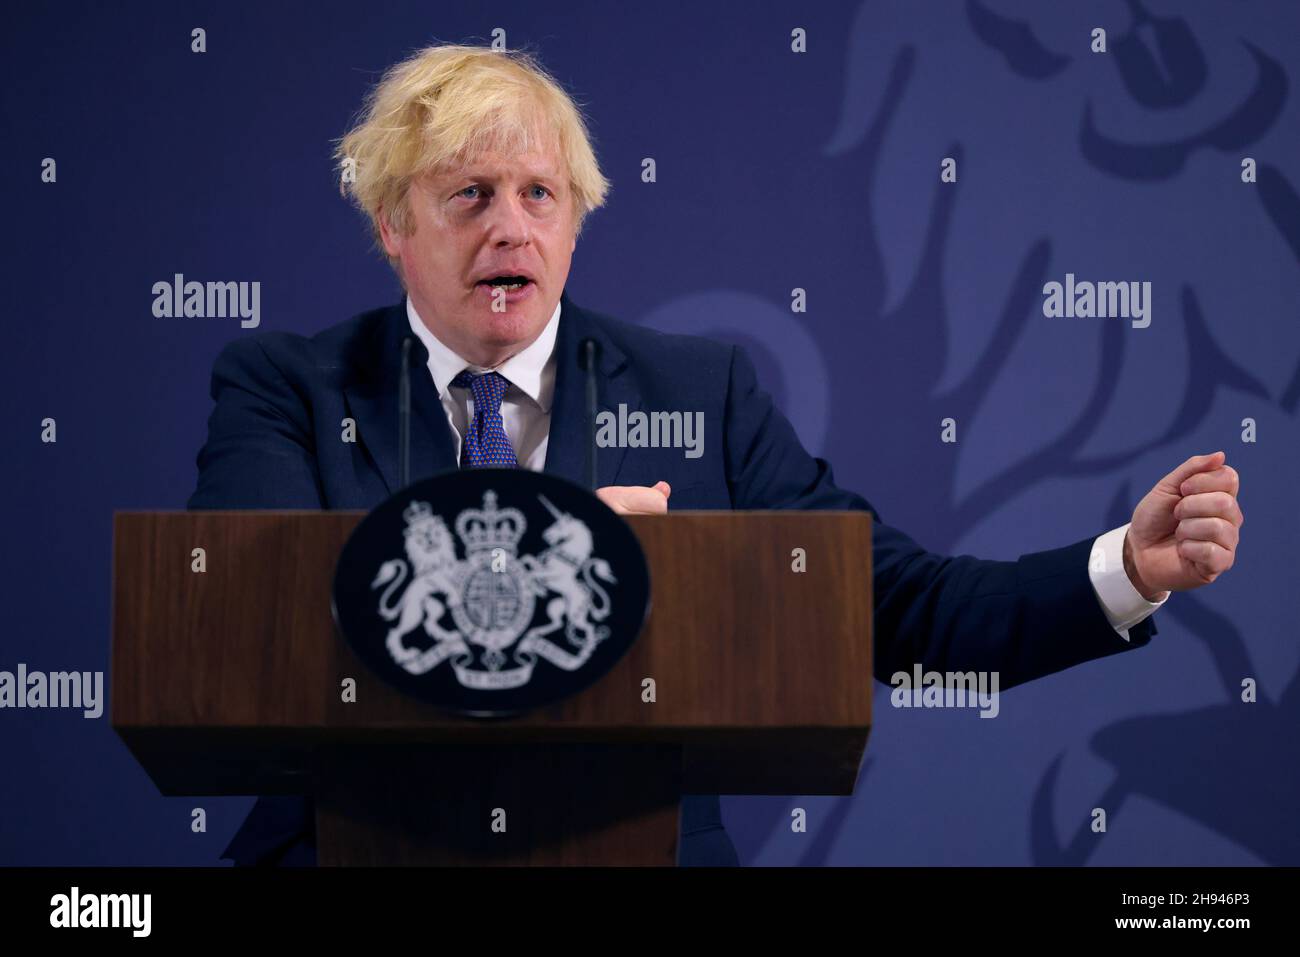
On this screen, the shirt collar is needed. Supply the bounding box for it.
[405,296,562,412]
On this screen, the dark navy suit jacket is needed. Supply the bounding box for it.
[187,289,1157,867]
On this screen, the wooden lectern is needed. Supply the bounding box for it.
[111,511,873,865]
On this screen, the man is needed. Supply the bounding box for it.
[188,45,1244,867]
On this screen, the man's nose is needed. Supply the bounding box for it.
[485,192,531,247]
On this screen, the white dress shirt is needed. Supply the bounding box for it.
[405,297,1167,639]
[407,296,560,471]
[1089,523,1168,640]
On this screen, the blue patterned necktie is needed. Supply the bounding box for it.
[451,370,519,468]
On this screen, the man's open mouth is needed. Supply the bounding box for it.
[476,275,534,291]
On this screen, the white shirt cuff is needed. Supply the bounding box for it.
[1087,523,1168,641]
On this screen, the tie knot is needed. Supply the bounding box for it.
[452,370,511,412]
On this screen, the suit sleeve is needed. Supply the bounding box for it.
[187,338,325,510]
[720,344,1156,690]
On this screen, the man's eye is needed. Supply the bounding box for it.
[528,185,550,200]
[458,186,482,199]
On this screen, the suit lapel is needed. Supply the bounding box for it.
[342,301,459,495]
[545,291,641,490]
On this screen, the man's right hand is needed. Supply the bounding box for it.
[596,481,671,515]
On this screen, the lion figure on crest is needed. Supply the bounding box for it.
[371,502,463,665]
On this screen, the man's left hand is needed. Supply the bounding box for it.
[1126,450,1243,600]
[596,481,672,515]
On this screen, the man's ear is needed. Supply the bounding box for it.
[377,205,403,258]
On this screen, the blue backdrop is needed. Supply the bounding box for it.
[4,0,1297,866]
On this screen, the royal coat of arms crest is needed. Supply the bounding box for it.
[332,470,650,716]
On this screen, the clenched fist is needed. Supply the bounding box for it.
[1126,451,1243,600]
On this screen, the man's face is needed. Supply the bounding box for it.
[381,133,577,369]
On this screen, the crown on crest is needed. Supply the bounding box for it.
[455,490,526,554]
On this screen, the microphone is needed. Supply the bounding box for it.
[399,336,413,489]
[578,337,601,491]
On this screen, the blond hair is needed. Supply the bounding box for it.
[335,44,611,259]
